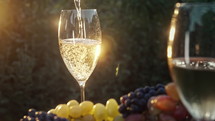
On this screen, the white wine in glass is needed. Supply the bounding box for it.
[58,9,102,101]
[168,3,215,121]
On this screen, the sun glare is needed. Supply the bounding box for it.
[95,45,101,59]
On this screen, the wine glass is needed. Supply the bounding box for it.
[58,9,102,102]
[168,3,215,121]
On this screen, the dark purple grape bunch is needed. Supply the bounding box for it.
[119,84,166,118]
[20,109,68,121]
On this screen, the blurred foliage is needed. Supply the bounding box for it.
[3,0,215,120]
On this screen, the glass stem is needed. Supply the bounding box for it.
[80,84,85,102]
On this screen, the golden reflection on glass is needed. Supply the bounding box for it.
[95,45,101,59]
[58,18,62,34]
[168,24,176,59]
[167,3,180,59]
[175,3,181,8]
[169,26,176,42]
[167,45,172,58]
[174,8,179,15]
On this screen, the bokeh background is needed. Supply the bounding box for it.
[0,0,213,120]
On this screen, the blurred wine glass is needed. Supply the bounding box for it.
[168,3,215,121]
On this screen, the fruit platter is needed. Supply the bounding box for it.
[20,82,195,121]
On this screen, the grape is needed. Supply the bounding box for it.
[173,105,190,121]
[122,112,130,118]
[159,113,176,121]
[113,115,124,121]
[144,94,150,100]
[103,116,113,121]
[55,104,70,118]
[48,109,56,114]
[55,104,64,109]
[106,98,120,118]
[20,109,69,121]
[71,118,82,121]
[54,116,62,121]
[82,114,96,121]
[118,84,194,121]
[36,111,47,120]
[92,103,107,120]
[147,97,161,115]
[130,104,141,113]
[143,86,150,93]
[28,109,36,117]
[118,104,127,114]
[124,114,145,121]
[154,95,177,112]
[46,113,56,121]
[20,116,30,121]
[165,82,180,101]
[128,92,135,98]
[21,83,193,121]
[156,88,166,95]
[26,117,36,121]
[69,105,82,118]
[136,92,144,99]
[124,99,131,107]
[119,84,166,117]
[155,84,164,89]
[137,99,146,107]
[120,95,128,104]
[79,101,94,115]
[134,88,144,93]
[148,90,156,96]
[130,98,138,105]
[67,100,79,107]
